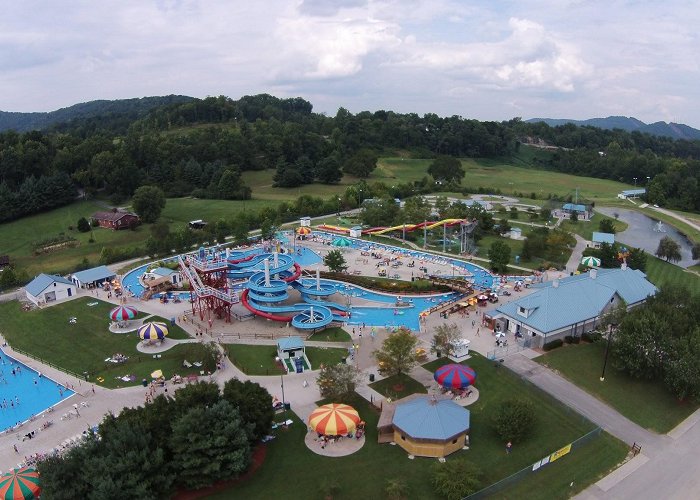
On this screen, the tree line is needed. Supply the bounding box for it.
[38,380,274,499]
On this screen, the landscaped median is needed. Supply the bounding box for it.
[0,298,216,388]
[535,342,699,433]
[227,343,348,376]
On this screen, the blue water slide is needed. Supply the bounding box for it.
[300,296,351,312]
[292,280,337,297]
[247,289,289,303]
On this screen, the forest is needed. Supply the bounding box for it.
[0,93,698,224]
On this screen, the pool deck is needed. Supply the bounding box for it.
[0,237,545,473]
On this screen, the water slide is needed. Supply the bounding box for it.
[363,218,466,235]
[234,254,347,329]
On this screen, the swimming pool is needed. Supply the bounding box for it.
[0,349,74,432]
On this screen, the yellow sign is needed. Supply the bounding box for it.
[549,443,572,463]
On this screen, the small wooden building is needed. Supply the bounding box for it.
[380,395,470,458]
[91,210,140,230]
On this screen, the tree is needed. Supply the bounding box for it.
[599,218,617,234]
[131,185,166,223]
[343,149,378,178]
[316,155,343,184]
[430,323,461,356]
[491,399,536,443]
[497,218,511,235]
[170,400,252,489]
[655,236,682,262]
[217,168,250,199]
[260,218,276,240]
[77,217,91,232]
[627,247,647,272]
[230,216,250,245]
[488,241,511,273]
[324,249,347,272]
[570,210,579,223]
[316,363,362,401]
[539,207,552,221]
[427,156,464,183]
[598,242,617,268]
[509,206,519,219]
[385,478,409,500]
[223,379,275,442]
[373,328,418,376]
[431,459,482,500]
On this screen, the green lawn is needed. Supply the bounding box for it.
[307,327,351,342]
[212,354,626,499]
[369,373,428,400]
[227,344,347,375]
[559,211,630,241]
[535,343,699,433]
[159,197,278,230]
[0,200,151,276]
[0,298,216,388]
[645,255,700,295]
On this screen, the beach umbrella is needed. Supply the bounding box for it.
[296,227,312,235]
[332,237,352,247]
[433,364,477,389]
[138,322,169,340]
[109,305,137,321]
[308,403,360,436]
[581,256,601,268]
[151,369,163,379]
[0,467,41,500]
[477,294,488,301]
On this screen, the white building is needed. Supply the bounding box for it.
[25,274,77,306]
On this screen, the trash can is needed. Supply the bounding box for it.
[142,379,148,387]
[369,373,375,382]
[284,402,291,410]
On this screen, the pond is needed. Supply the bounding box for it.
[597,208,696,268]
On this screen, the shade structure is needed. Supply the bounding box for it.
[308,403,360,436]
[138,322,169,340]
[332,237,352,247]
[296,227,312,235]
[109,305,137,321]
[151,369,163,379]
[433,364,477,389]
[0,467,41,500]
[581,256,601,268]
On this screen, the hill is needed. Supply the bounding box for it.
[0,95,194,132]
[526,116,700,141]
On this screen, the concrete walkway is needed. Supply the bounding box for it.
[503,354,667,451]
[565,234,588,275]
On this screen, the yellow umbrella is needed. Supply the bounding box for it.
[151,369,163,379]
[297,227,312,235]
[308,403,360,436]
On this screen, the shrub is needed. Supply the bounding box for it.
[571,336,581,344]
[491,399,536,443]
[431,459,482,500]
[543,339,564,351]
[582,331,603,343]
[77,217,91,233]
[564,335,574,344]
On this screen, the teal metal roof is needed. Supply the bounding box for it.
[393,397,470,440]
[277,336,304,351]
[26,274,74,297]
[563,203,587,212]
[151,267,176,277]
[72,265,116,285]
[592,232,615,244]
[499,268,657,334]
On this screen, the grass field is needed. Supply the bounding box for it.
[645,255,700,295]
[307,327,351,342]
[369,373,428,399]
[212,354,626,499]
[227,344,347,375]
[0,298,215,388]
[535,343,699,433]
[559,212,630,240]
[159,197,278,229]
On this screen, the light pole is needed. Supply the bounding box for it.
[646,176,651,184]
[600,324,616,381]
[280,374,286,408]
[633,177,638,187]
[336,196,341,216]
[357,189,363,207]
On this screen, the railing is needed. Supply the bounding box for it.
[7,345,86,381]
[178,255,240,305]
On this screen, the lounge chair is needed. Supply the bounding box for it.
[193,361,202,367]
[183,360,192,368]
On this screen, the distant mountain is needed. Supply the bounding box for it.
[0,95,194,132]
[526,116,700,141]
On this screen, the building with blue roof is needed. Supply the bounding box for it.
[494,267,656,347]
[591,232,615,247]
[71,265,116,288]
[389,395,470,458]
[559,202,591,220]
[145,266,181,285]
[25,274,77,306]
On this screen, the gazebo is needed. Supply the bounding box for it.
[391,396,470,458]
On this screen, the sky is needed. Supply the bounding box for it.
[2,0,699,127]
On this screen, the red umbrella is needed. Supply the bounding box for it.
[434,364,477,389]
[109,305,137,321]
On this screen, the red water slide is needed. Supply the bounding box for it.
[240,289,293,322]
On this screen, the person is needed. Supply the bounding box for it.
[506,441,512,454]
[13,444,18,453]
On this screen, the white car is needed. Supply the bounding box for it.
[653,204,659,208]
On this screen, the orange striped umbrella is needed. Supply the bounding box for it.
[308,403,360,436]
[297,227,312,235]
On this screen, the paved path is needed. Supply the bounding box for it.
[503,354,666,451]
[565,234,588,275]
